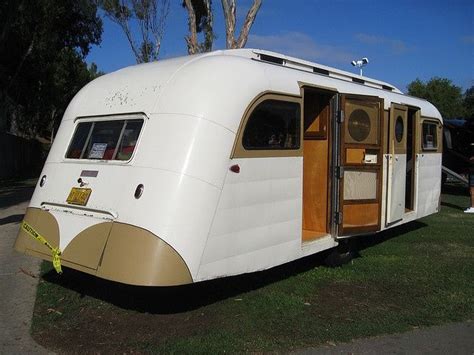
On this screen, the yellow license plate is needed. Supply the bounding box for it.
[66,187,92,206]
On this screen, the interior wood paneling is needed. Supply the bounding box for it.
[343,203,379,228]
[346,148,365,164]
[304,91,329,139]
[302,229,328,241]
[302,89,332,241]
[303,138,328,234]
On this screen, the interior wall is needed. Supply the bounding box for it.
[303,139,328,234]
[302,90,332,239]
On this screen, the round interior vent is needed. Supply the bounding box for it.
[348,109,371,142]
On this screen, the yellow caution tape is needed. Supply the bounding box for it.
[21,221,62,274]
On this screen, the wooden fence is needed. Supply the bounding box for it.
[0,133,45,179]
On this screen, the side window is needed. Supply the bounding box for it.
[422,121,438,150]
[242,99,300,150]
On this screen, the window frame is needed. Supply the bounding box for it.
[421,119,441,152]
[232,93,303,158]
[64,114,147,164]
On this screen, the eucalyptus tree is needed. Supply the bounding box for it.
[99,0,170,63]
[183,0,262,55]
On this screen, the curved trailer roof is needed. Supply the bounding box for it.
[63,49,442,130]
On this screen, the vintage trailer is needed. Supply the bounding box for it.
[15,49,443,286]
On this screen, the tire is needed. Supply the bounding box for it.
[324,239,356,267]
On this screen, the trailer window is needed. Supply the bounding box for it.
[242,100,300,150]
[66,119,143,160]
[422,121,438,150]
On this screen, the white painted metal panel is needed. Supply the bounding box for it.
[155,55,269,133]
[197,157,302,281]
[387,154,407,223]
[136,113,235,188]
[61,56,191,119]
[416,153,442,217]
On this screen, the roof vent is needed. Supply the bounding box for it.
[352,77,365,84]
[259,54,284,65]
[313,67,329,76]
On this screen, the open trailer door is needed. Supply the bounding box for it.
[386,104,408,223]
[333,94,384,236]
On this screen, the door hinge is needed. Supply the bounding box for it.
[337,110,345,123]
[334,211,343,225]
[335,166,344,179]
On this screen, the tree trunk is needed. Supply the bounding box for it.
[221,0,261,49]
[236,0,261,48]
[221,0,236,49]
[184,0,199,54]
[202,0,213,52]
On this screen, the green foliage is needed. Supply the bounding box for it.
[463,86,474,120]
[407,77,466,119]
[99,0,170,63]
[0,0,103,137]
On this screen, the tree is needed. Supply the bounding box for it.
[99,0,170,63]
[221,0,261,49]
[464,86,474,120]
[407,77,466,119]
[0,0,103,137]
[182,0,214,54]
[183,0,262,55]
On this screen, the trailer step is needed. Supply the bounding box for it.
[442,166,469,186]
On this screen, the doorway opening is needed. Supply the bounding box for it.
[302,88,334,241]
[405,108,417,211]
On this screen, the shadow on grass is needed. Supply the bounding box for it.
[42,252,327,315]
[441,201,466,211]
[40,220,429,315]
[441,183,469,197]
[356,220,427,252]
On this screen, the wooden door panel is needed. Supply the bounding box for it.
[338,95,383,235]
[387,104,408,224]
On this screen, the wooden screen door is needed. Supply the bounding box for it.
[386,104,408,223]
[335,94,384,235]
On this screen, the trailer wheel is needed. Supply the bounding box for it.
[324,239,356,267]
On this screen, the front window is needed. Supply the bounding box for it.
[66,119,144,161]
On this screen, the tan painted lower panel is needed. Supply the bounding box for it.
[15,207,193,286]
[61,222,112,270]
[97,223,192,286]
[14,208,60,255]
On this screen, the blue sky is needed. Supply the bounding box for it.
[86,0,474,93]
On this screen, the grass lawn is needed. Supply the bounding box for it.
[31,184,474,353]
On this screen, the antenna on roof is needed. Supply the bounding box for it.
[351,57,369,76]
